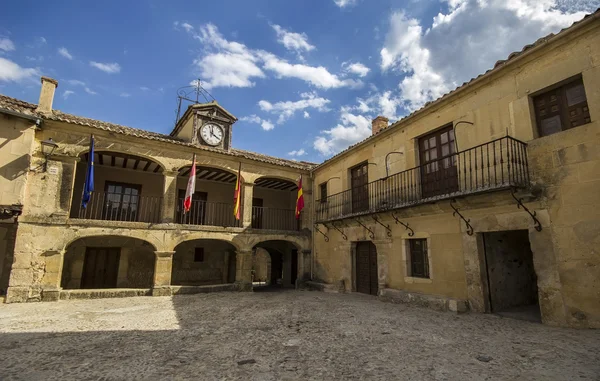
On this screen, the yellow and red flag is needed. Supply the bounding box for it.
[233,163,243,220]
[295,175,304,219]
[183,153,196,213]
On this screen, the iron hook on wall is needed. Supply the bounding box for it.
[355,218,375,240]
[450,199,474,236]
[372,215,392,237]
[511,189,542,232]
[329,221,348,241]
[391,212,415,236]
[314,223,330,242]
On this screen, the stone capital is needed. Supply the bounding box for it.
[301,249,312,255]
[163,170,179,177]
[154,251,175,258]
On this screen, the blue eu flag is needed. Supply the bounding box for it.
[82,135,95,209]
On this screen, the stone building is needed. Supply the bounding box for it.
[312,10,600,328]
[0,9,599,329]
[0,77,313,302]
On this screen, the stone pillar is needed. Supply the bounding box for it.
[296,249,312,288]
[161,171,179,223]
[152,251,175,296]
[57,156,79,216]
[235,249,253,291]
[242,182,254,228]
[373,239,392,296]
[40,250,63,302]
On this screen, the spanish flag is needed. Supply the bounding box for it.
[233,163,243,220]
[295,175,304,219]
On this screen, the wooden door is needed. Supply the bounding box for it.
[355,242,378,296]
[252,198,263,229]
[178,190,208,225]
[81,248,120,289]
[351,162,369,213]
[419,126,458,198]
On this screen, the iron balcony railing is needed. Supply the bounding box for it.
[316,136,530,222]
[177,199,240,228]
[252,206,300,231]
[76,192,162,223]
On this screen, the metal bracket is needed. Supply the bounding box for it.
[372,215,392,238]
[329,221,348,241]
[450,199,474,236]
[355,218,375,239]
[511,189,542,232]
[314,224,329,242]
[391,212,414,237]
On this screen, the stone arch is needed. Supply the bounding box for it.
[234,234,308,252]
[254,175,299,186]
[75,148,168,172]
[250,238,307,289]
[61,235,157,289]
[60,230,161,253]
[169,232,241,252]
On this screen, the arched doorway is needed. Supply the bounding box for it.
[171,239,237,286]
[61,236,156,289]
[70,151,165,223]
[252,240,299,290]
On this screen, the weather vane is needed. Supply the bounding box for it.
[174,79,216,126]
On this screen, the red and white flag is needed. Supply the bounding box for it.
[183,154,196,213]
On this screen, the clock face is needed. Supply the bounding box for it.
[200,123,224,146]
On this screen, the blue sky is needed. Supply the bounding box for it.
[0,0,597,162]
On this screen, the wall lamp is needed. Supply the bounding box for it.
[40,138,58,172]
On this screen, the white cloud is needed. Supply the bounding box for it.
[272,24,315,56]
[58,47,73,60]
[380,1,591,112]
[303,111,310,119]
[90,61,121,74]
[342,61,370,77]
[240,115,275,131]
[334,0,359,8]
[66,79,86,86]
[62,90,74,99]
[84,87,97,95]
[259,92,331,124]
[288,149,307,157]
[0,57,39,82]
[0,37,15,52]
[120,92,131,97]
[181,23,194,32]
[183,23,360,90]
[140,86,150,91]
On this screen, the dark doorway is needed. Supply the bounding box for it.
[419,125,458,198]
[355,241,378,296]
[177,190,208,225]
[291,249,298,286]
[350,162,369,213]
[269,249,283,286]
[482,230,541,322]
[81,247,120,289]
[251,198,263,229]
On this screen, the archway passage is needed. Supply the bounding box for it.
[61,236,156,289]
[252,240,299,291]
[71,151,165,223]
[171,239,237,286]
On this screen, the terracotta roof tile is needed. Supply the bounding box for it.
[0,94,314,171]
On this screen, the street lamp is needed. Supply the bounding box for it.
[40,138,58,172]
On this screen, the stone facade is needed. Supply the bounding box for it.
[312,13,600,328]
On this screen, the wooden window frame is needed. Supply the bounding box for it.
[319,182,328,203]
[408,239,430,279]
[194,247,205,263]
[532,76,591,137]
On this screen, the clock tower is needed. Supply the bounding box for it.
[170,101,237,151]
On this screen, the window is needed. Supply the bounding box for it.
[408,239,429,278]
[533,77,590,137]
[103,182,141,221]
[319,182,327,203]
[194,248,205,262]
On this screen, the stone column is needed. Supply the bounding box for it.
[242,182,255,228]
[40,250,64,302]
[161,171,179,223]
[235,249,253,291]
[373,239,392,296]
[152,251,175,296]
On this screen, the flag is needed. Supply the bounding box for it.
[233,163,243,220]
[81,135,95,209]
[295,175,305,219]
[183,154,197,213]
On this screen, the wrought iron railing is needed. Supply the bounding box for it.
[316,136,529,222]
[177,199,240,227]
[75,192,162,223]
[252,206,299,231]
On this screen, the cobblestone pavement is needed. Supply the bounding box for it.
[0,291,599,380]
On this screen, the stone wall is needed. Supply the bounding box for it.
[253,247,271,283]
[171,240,235,285]
[0,115,35,206]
